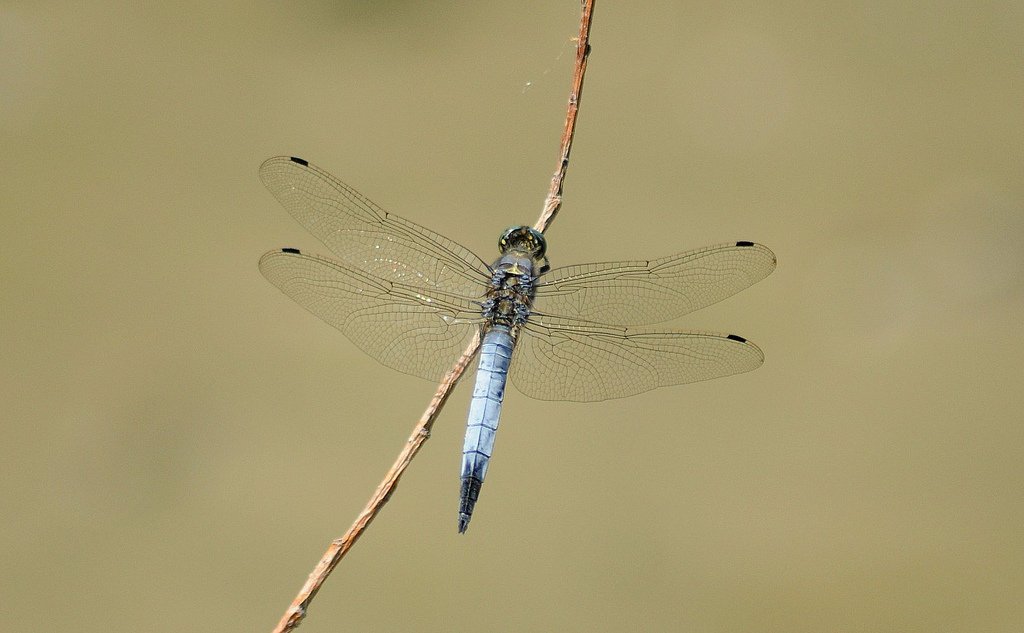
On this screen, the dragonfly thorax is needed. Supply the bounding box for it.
[482,254,539,329]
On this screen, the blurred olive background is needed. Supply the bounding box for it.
[3,1,1022,631]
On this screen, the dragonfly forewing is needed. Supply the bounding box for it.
[534,241,776,326]
[260,156,493,297]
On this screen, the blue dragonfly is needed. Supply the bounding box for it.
[258,156,776,533]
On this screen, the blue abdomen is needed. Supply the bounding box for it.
[459,326,514,533]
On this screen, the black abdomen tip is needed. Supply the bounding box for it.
[289,157,309,166]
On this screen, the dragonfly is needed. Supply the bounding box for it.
[258,156,776,533]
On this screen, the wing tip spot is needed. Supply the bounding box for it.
[281,247,301,254]
[289,157,309,167]
[726,334,747,343]
[735,241,755,247]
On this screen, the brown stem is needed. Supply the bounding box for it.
[272,2,596,631]
[536,0,595,234]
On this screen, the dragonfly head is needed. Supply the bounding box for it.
[498,226,547,260]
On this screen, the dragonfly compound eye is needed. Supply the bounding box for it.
[498,226,547,259]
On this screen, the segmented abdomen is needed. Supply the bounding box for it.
[458,325,514,533]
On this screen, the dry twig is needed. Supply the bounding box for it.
[272,2,595,631]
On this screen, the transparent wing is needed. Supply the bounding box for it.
[534,241,776,326]
[260,248,483,382]
[260,156,493,296]
[510,315,764,402]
